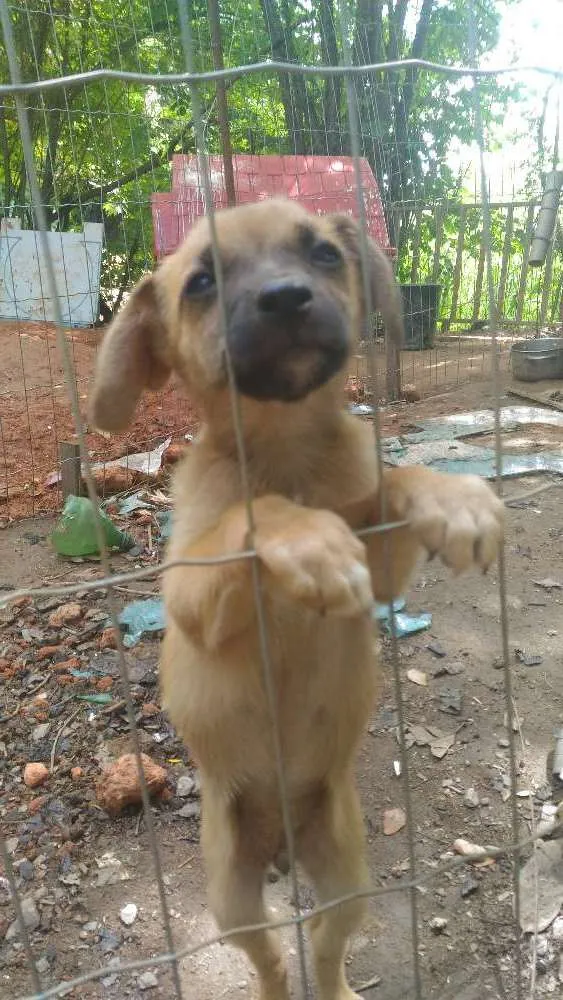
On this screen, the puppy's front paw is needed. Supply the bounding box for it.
[400,472,504,573]
[253,501,373,617]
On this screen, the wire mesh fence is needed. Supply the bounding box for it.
[1,1,563,999]
[0,1,562,520]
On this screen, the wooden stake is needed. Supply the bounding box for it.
[59,440,81,499]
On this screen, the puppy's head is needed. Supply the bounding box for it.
[90,198,403,431]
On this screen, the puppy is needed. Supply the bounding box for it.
[90,198,503,1000]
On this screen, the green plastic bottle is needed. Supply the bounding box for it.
[50,495,135,557]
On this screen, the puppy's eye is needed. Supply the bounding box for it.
[310,241,342,267]
[184,270,215,297]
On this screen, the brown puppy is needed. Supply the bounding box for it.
[90,198,503,1000]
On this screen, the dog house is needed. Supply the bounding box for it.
[150,154,394,261]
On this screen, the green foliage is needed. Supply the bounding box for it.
[0,0,550,327]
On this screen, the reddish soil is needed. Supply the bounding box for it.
[0,320,198,520]
[0,319,513,521]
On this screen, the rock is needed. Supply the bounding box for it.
[23,762,49,788]
[28,795,48,814]
[464,787,480,809]
[439,686,462,715]
[71,767,83,781]
[98,627,118,651]
[99,927,122,953]
[552,915,563,940]
[461,876,479,898]
[176,801,201,820]
[406,668,427,686]
[138,971,158,990]
[48,602,83,627]
[519,840,563,933]
[427,640,447,658]
[383,807,406,836]
[96,753,167,815]
[453,838,493,863]
[91,465,137,494]
[141,702,159,717]
[6,897,41,940]
[119,903,138,926]
[32,723,51,742]
[176,774,195,798]
[429,916,448,934]
[401,383,421,403]
[162,441,188,467]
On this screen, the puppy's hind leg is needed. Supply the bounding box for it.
[297,779,370,1000]
[201,788,289,1000]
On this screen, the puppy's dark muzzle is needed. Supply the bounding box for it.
[227,280,349,403]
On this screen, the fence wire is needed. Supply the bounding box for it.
[0,2,562,999]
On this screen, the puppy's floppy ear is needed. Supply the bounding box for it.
[330,214,404,349]
[89,275,171,432]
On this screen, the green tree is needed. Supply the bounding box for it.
[0,0,519,319]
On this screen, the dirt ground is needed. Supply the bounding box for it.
[0,320,198,520]
[0,318,514,521]
[1,376,563,1000]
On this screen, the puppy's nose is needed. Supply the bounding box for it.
[257,280,312,315]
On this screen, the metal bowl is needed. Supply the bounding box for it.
[511,337,563,382]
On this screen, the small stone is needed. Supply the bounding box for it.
[176,774,195,798]
[98,627,118,650]
[429,916,448,934]
[35,957,50,974]
[32,723,50,742]
[138,971,158,990]
[48,602,83,627]
[23,762,49,788]
[141,702,159,717]
[6,898,41,940]
[497,738,510,748]
[460,876,479,898]
[99,928,122,953]
[29,795,48,815]
[96,753,167,815]
[552,915,563,940]
[71,767,83,781]
[401,383,421,403]
[119,903,138,926]
[406,668,427,686]
[427,640,447,658]
[383,807,406,836]
[18,861,35,881]
[176,801,201,820]
[464,787,480,809]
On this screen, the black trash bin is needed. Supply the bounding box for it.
[400,283,441,350]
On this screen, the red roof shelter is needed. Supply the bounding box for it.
[150,154,394,260]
